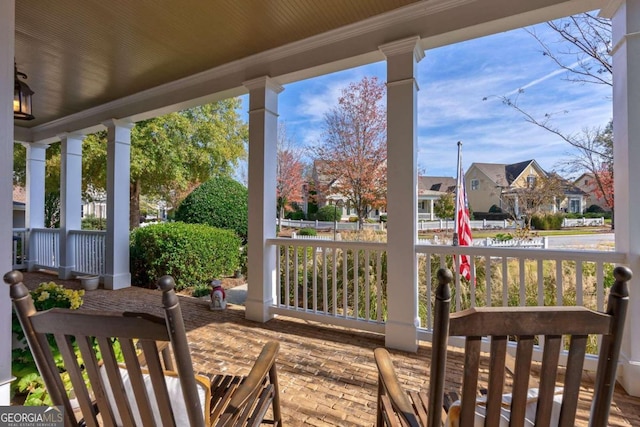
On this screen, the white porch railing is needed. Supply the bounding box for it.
[267,237,626,363]
[30,228,60,271]
[25,228,106,277]
[70,230,106,276]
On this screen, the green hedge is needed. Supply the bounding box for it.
[531,213,564,230]
[130,222,240,290]
[298,227,317,236]
[174,176,248,242]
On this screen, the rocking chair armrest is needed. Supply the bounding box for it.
[374,348,419,421]
[225,341,280,412]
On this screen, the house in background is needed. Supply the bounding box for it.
[574,172,611,212]
[417,176,455,220]
[466,160,587,216]
[12,186,25,228]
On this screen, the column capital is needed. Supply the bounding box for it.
[379,36,424,63]
[243,76,284,94]
[21,141,51,150]
[102,118,135,130]
[57,132,86,141]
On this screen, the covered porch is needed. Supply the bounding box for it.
[3,0,640,409]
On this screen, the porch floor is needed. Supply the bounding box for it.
[18,272,640,426]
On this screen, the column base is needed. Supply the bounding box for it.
[58,265,75,280]
[0,377,13,405]
[245,297,275,323]
[619,357,640,397]
[103,273,131,290]
[385,320,418,352]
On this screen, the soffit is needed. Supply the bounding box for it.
[14,0,420,127]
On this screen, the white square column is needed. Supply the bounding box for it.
[23,142,48,270]
[58,133,84,279]
[104,120,133,290]
[0,0,15,405]
[606,0,640,397]
[244,76,283,322]
[380,37,424,351]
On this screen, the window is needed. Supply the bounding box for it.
[570,199,581,213]
[471,179,479,190]
[527,175,536,187]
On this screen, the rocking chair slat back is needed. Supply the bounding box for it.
[374,266,631,427]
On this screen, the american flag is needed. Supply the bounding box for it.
[454,143,473,281]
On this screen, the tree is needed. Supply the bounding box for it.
[489,13,614,225]
[593,167,614,211]
[313,76,387,228]
[434,193,455,220]
[276,123,306,226]
[82,100,248,229]
[500,174,565,229]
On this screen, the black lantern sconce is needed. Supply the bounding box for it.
[14,62,35,120]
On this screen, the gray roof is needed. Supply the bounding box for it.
[418,176,456,195]
[472,160,542,186]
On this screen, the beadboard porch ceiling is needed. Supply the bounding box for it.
[13,0,602,140]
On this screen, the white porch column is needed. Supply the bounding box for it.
[430,199,435,220]
[244,76,282,322]
[104,120,133,290]
[23,143,48,233]
[58,133,84,279]
[0,0,15,405]
[607,0,640,397]
[380,37,423,351]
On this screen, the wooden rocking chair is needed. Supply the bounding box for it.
[5,270,282,427]
[374,266,631,427]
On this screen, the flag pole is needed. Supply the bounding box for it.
[453,141,462,247]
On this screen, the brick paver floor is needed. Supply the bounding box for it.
[14,272,640,426]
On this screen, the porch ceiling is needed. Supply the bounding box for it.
[14,0,603,140]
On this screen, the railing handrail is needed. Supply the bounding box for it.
[69,229,107,236]
[267,237,387,251]
[415,243,626,263]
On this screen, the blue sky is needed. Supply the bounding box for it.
[242,16,612,180]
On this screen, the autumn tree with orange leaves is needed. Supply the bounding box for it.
[277,123,306,225]
[314,76,387,228]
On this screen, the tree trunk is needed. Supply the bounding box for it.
[130,181,141,230]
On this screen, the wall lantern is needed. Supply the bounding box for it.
[14,63,35,120]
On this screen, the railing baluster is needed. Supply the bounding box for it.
[364,250,370,321]
[376,251,382,322]
[519,257,526,306]
[342,248,348,318]
[353,249,359,319]
[322,248,328,313]
[485,254,491,307]
[576,261,584,306]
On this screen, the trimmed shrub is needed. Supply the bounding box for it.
[285,210,306,220]
[130,222,241,290]
[586,204,606,213]
[298,227,317,236]
[531,213,564,230]
[488,204,503,213]
[174,176,248,242]
[316,205,339,221]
